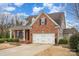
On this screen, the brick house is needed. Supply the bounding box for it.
[9,12,66,44]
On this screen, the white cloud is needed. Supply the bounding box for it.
[49,6,61,13]
[32,3,53,15]
[49,4,65,13]
[1,11,11,15]
[66,18,79,29]
[66,23,79,28]
[14,3,24,7]
[16,13,29,21]
[43,3,53,9]
[3,7,16,11]
[32,7,43,15]
[16,13,29,17]
[43,3,65,13]
[0,3,17,12]
[1,12,11,14]
[0,4,9,11]
[66,20,73,28]
[31,3,65,15]
[0,4,16,12]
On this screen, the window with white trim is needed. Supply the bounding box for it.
[40,17,46,25]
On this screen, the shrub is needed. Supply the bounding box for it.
[0,32,10,38]
[69,33,79,50]
[6,39,19,42]
[0,39,5,43]
[0,38,19,43]
[12,39,19,42]
[77,42,79,52]
[14,39,19,42]
[5,33,10,38]
[59,39,68,44]
[6,39,12,42]
[0,34,2,38]
[0,33,3,38]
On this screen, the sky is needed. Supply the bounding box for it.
[0,3,79,30]
[0,3,65,15]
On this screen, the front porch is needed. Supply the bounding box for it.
[9,26,31,44]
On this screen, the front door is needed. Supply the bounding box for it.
[25,30,29,42]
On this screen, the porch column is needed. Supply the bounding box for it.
[23,30,25,41]
[13,30,16,39]
[9,29,12,39]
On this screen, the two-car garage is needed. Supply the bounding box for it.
[33,33,55,44]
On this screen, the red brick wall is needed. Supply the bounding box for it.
[29,13,59,43]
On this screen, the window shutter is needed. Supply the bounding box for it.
[40,19,41,25]
[40,17,47,25]
[45,18,47,25]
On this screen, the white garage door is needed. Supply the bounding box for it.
[33,33,55,44]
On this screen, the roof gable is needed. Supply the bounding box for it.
[26,12,65,27]
[30,13,60,27]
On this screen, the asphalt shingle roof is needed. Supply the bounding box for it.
[10,12,65,30]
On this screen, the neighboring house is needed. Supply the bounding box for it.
[9,12,66,44]
[63,28,78,39]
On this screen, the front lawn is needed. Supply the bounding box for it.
[0,42,21,50]
[35,45,76,56]
[0,38,20,50]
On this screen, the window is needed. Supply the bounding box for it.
[16,31,19,38]
[16,31,23,39]
[19,31,23,39]
[40,17,46,25]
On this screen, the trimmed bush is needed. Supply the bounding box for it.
[0,39,5,43]
[0,38,19,43]
[69,33,79,50]
[0,34,2,38]
[12,39,19,42]
[6,39,19,42]
[6,39,12,42]
[59,39,68,44]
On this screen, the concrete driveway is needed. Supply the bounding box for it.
[0,44,51,56]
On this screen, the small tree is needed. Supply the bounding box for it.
[77,42,79,52]
[59,39,68,44]
[69,33,79,50]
